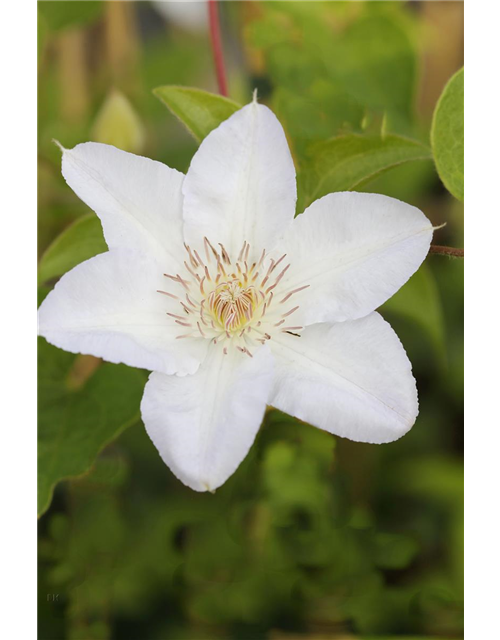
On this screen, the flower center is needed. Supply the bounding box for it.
[210,281,256,332]
[157,238,310,357]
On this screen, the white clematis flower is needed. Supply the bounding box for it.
[38,99,434,492]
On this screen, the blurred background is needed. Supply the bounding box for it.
[37,2,464,639]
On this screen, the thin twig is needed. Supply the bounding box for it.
[207,0,228,97]
[429,245,464,258]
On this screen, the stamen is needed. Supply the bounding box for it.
[218,243,230,264]
[216,256,227,277]
[261,259,276,287]
[204,237,213,263]
[184,261,201,282]
[176,274,191,291]
[237,346,253,358]
[270,253,286,273]
[197,322,206,337]
[194,250,205,268]
[279,285,310,304]
[157,290,178,300]
[266,264,290,293]
[199,307,209,326]
[237,241,247,262]
[184,244,199,268]
[163,273,178,282]
[282,305,299,318]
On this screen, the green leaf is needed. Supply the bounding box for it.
[91,90,146,154]
[153,86,241,142]
[38,213,107,285]
[38,285,51,307]
[381,264,446,363]
[300,133,432,208]
[331,14,417,125]
[38,338,146,517]
[272,84,365,160]
[431,68,464,200]
[38,0,104,32]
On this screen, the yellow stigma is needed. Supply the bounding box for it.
[209,280,256,333]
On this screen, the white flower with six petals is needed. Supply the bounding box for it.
[38,99,434,492]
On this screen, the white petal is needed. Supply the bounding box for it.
[61,142,185,265]
[38,249,206,376]
[182,101,297,261]
[141,344,275,492]
[270,313,418,443]
[278,192,433,324]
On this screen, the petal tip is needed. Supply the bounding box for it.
[203,481,217,494]
[52,138,66,154]
[433,222,447,231]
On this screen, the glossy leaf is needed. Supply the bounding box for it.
[38,338,146,517]
[38,213,107,285]
[153,86,241,142]
[300,133,432,208]
[431,68,464,201]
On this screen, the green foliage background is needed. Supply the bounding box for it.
[38,2,464,639]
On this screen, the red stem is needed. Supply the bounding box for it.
[208,0,228,97]
[429,245,464,258]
